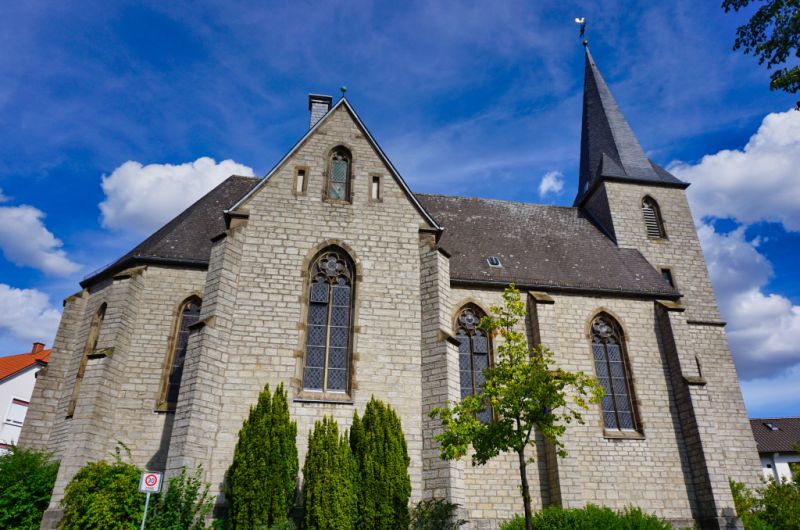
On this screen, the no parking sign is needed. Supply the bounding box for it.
[138,471,163,493]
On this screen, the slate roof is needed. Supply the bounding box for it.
[751,418,800,453]
[0,345,51,382]
[417,194,679,298]
[82,175,259,287]
[576,46,686,205]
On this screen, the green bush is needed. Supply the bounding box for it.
[731,476,800,530]
[0,446,59,530]
[499,505,672,530]
[350,397,411,529]
[302,416,358,530]
[149,466,214,530]
[227,383,298,529]
[409,498,467,530]
[59,445,144,530]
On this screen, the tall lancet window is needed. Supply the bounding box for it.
[455,305,492,424]
[303,247,354,393]
[158,296,202,410]
[642,196,666,239]
[328,147,351,201]
[591,314,640,432]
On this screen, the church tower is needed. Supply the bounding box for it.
[575,44,761,529]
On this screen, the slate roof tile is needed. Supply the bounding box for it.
[751,418,800,453]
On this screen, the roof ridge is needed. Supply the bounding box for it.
[416,193,579,210]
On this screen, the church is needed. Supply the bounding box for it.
[21,46,762,529]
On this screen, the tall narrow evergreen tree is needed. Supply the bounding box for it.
[226,383,298,528]
[302,416,358,530]
[350,397,412,529]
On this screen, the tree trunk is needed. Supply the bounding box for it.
[517,448,533,530]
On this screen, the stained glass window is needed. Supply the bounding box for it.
[455,305,492,423]
[303,248,354,393]
[328,148,350,201]
[591,314,639,432]
[163,297,202,408]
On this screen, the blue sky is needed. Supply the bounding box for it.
[1,1,798,418]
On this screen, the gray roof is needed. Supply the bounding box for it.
[750,418,800,453]
[576,46,686,205]
[418,193,679,298]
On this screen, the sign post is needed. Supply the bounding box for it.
[138,471,163,530]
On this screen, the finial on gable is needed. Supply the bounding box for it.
[340,86,348,98]
[574,17,586,40]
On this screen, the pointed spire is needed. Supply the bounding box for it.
[575,45,686,204]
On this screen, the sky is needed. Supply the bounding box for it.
[0,0,798,419]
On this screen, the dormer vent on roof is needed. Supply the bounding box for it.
[308,94,333,128]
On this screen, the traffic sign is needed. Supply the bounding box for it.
[138,471,163,493]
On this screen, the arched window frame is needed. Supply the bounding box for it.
[156,295,202,411]
[454,303,493,424]
[326,146,352,202]
[642,196,667,239]
[589,313,641,434]
[301,246,356,397]
[67,302,106,418]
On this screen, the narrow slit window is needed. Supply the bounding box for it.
[642,197,666,239]
[67,302,106,417]
[660,268,675,288]
[295,168,307,194]
[371,175,381,201]
[455,305,492,424]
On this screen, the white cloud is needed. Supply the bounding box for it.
[0,284,61,344]
[698,224,800,379]
[0,204,81,276]
[99,157,255,235]
[670,109,800,230]
[538,170,564,197]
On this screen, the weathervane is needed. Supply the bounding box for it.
[574,17,586,41]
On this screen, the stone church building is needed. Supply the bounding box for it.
[21,47,761,529]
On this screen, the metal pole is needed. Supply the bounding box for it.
[140,491,151,530]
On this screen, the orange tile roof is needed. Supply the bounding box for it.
[0,343,51,381]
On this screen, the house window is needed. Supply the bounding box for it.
[158,296,202,410]
[370,175,382,201]
[455,305,492,423]
[5,398,28,427]
[590,314,640,432]
[67,302,106,417]
[642,196,666,239]
[660,268,675,288]
[295,167,308,195]
[303,247,354,393]
[327,147,351,201]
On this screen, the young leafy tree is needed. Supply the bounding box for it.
[723,0,800,93]
[430,285,603,530]
[226,383,298,529]
[149,466,214,530]
[350,398,411,529]
[0,446,59,530]
[302,416,358,530]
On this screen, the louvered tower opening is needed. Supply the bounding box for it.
[642,197,666,239]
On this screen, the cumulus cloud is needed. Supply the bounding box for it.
[670,109,800,230]
[0,204,81,276]
[0,284,61,343]
[99,157,255,235]
[538,170,564,197]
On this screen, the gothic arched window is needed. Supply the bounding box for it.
[455,305,492,423]
[67,302,106,418]
[642,196,666,239]
[327,147,351,201]
[158,296,202,410]
[591,314,640,432]
[303,247,354,393]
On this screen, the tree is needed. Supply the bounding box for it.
[0,446,59,530]
[350,398,411,529]
[430,285,603,530]
[149,466,214,530]
[226,383,298,528]
[723,0,800,93]
[302,416,358,530]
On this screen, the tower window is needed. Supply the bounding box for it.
[642,197,666,239]
[327,147,351,201]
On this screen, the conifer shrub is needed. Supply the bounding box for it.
[350,397,411,529]
[149,466,214,530]
[0,446,59,530]
[226,383,298,529]
[301,416,358,530]
[498,505,672,530]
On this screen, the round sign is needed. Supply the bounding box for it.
[144,474,158,487]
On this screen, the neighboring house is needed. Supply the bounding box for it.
[21,45,762,530]
[751,417,800,482]
[0,342,51,453]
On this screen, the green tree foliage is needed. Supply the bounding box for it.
[430,285,603,530]
[0,446,59,530]
[731,476,800,530]
[722,0,800,93]
[226,383,298,529]
[349,398,411,529]
[498,505,672,530]
[59,444,144,530]
[149,466,214,530]
[409,498,468,530]
[302,416,358,530]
